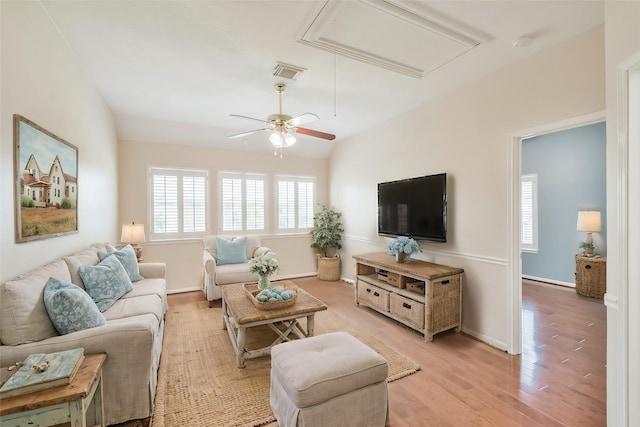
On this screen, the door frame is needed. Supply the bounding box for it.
[507,111,605,355]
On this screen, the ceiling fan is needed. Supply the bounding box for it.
[228,83,335,148]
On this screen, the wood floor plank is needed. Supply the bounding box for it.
[291,276,606,426]
[163,276,606,426]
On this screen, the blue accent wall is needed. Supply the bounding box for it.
[522,122,606,284]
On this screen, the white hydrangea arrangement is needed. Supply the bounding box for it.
[387,236,421,256]
[249,254,279,276]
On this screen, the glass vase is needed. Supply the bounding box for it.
[395,252,411,263]
[258,274,271,290]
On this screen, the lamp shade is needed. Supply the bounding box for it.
[121,223,146,243]
[577,211,601,232]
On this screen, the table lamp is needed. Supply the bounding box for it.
[121,222,146,262]
[577,210,601,255]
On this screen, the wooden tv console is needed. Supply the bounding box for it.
[353,252,464,342]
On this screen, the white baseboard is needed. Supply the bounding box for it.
[462,327,508,352]
[522,275,575,288]
[167,287,201,295]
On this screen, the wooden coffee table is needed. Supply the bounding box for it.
[221,281,327,368]
[0,352,107,427]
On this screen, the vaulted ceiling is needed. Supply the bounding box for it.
[41,0,604,158]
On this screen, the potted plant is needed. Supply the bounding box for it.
[579,241,595,256]
[387,236,421,263]
[310,204,344,281]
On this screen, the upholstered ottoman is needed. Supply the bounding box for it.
[270,331,389,427]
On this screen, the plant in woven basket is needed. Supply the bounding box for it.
[310,204,344,257]
[249,255,279,290]
[310,204,344,281]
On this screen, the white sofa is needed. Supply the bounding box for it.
[0,242,167,426]
[202,235,275,306]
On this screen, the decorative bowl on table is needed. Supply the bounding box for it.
[244,282,298,311]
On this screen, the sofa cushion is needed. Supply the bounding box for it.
[215,263,259,286]
[98,245,143,282]
[216,237,247,265]
[103,294,165,323]
[121,278,166,300]
[0,259,70,345]
[64,248,101,290]
[44,277,106,335]
[79,256,133,312]
[121,278,168,314]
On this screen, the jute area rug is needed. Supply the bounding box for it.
[150,298,420,427]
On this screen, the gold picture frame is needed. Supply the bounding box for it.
[14,115,79,243]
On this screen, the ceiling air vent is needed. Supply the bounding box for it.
[272,62,306,80]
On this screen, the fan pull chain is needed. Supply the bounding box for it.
[333,20,337,117]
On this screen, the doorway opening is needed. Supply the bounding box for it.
[507,111,605,355]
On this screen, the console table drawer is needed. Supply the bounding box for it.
[390,293,425,329]
[357,282,390,312]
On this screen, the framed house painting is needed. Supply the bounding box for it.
[13,115,78,243]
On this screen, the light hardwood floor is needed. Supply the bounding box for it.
[169,277,606,426]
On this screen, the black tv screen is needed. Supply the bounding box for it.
[378,173,447,242]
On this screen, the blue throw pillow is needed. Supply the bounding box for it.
[216,237,247,265]
[43,277,106,335]
[78,255,133,312]
[98,244,143,282]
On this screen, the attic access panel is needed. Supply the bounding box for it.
[299,0,485,79]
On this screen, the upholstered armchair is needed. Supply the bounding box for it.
[202,235,275,307]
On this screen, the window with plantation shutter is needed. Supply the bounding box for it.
[521,174,538,252]
[149,167,209,240]
[220,172,266,232]
[276,176,315,232]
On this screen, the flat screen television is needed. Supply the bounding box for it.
[378,173,447,242]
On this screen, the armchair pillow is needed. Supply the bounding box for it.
[78,255,133,312]
[98,244,143,282]
[216,236,248,265]
[44,277,106,335]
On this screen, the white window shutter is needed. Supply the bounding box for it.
[275,176,315,232]
[220,172,266,232]
[521,174,538,252]
[149,168,209,240]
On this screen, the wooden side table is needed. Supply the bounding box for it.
[575,255,606,298]
[0,352,107,427]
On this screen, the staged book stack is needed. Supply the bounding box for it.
[0,348,84,399]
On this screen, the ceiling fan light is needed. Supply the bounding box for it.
[270,131,283,147]
[284,132,296,146]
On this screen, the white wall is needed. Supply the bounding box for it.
[604,2,640,426]
[118,140,328,292]
[0,1,118,281]
[329,26,605,350]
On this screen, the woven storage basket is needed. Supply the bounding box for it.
[244,283,298,311]
[317,254,341,281]
[390,293,424,329]
[377,271,408,288]
[427,275,461,334]
[406,280,425,294]
[575,255,606,298]
[357,283,390,312]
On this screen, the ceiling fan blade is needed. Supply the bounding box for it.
[287,113,319,127]
[228,128,270,139]
[294,127,336,141]
[230,114,269,125]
